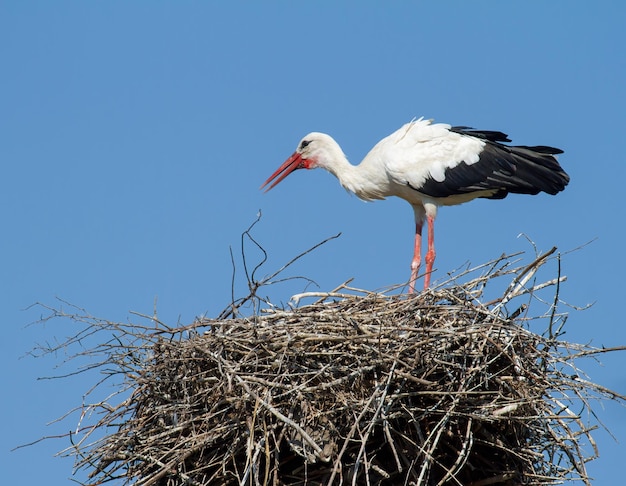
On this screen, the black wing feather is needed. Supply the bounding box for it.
[417,127,569,199]
[451,126,511,143]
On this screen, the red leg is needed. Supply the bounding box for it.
[409,220,423,294]
[423,215,436,289]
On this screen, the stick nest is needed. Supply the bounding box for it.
[30,249,625,486]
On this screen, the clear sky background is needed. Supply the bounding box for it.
[2,2,625,484]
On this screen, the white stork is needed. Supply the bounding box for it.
[261,118,569,292]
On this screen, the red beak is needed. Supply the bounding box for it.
[260,152,304,192]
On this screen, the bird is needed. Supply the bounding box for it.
[261,118,569,293]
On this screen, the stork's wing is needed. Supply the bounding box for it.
[381,121,568,200]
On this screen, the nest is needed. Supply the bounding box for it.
[29,249,625,486]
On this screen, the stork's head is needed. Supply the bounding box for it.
[261,132,340,191]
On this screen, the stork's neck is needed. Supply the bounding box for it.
[317,139,387,201]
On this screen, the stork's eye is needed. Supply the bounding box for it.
[300,140,312,150]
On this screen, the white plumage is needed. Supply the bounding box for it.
[262,118,569,292]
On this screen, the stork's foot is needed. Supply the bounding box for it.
[409,262,421,294]
[423,248,435,289]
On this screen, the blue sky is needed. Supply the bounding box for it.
[2,2,625,484]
